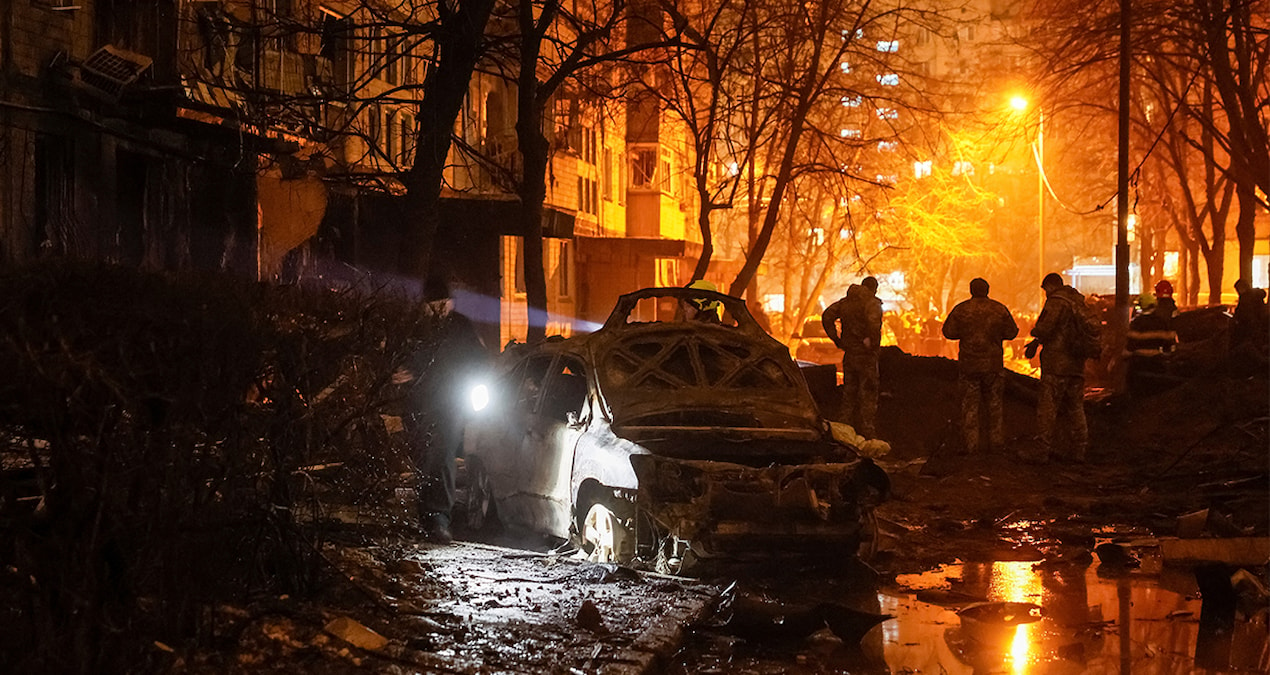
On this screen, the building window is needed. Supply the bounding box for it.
[368,104,381,148]
[386,110,399,161]
[876,107,899,120]
[877,140,897,152]
[602,147,613,200]
[577,177,598,215]
[876,73,899,86]
[514,238,526,294]
[876,40,899,52]
[914,160,932,178]
[400,113,415,164]
[953,161,975,176]
[384,36,401,85]
[631,148,657,188]
[842,95,862,107]
[840,128,862,139]
[558,241,572,298]
[618,152,626,204]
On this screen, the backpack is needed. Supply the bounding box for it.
[838,285,872,341]
[1065,294,1103,360]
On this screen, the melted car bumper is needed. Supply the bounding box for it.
[629,455,888,552]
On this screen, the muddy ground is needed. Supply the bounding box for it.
[168,350,1270,673]
[872,347,1268,575]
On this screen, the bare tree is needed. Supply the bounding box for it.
[179,0,497,281]
[1028,0,1267,292]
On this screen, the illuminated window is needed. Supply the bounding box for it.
[876,40,899,52]
[952,161,974,176]
[914,160,932,178]
[876,73,899,86]
[877,141,897,152]
[842,95,863,107]
[876,108,898,120]
[840,128,862,138]
[840,62,852,74]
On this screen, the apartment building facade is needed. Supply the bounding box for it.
[0,0,704,346]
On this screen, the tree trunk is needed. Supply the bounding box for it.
[1234,180,1257,284]
[515,0,556,344]
[690,201,714,281]
[399,0,497,280]
[1138,222,1154,296]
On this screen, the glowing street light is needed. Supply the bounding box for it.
[1010,96,1045,308]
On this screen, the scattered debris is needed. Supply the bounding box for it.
[1160,537,1270,566]
[575,598,608,634]
[955,601,1042,643]
[719,591,891,644]
[323,616,389,652]
[1093,542,1141,568]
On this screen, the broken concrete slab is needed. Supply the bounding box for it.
[1160,537,1270,566]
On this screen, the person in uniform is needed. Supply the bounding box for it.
[1027,273,1092,462]
[822,276,883,438]
[941,278,1019,454]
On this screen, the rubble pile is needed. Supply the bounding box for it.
[875,346,1039,459]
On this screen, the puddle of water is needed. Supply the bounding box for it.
[882,558,1268,673]
[674,556,1268,674]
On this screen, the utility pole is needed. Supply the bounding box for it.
[1038,108,1045,311]
[1116,0,1131,311]
[1113,0,1132,390]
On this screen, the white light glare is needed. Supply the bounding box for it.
[470,384,490,412]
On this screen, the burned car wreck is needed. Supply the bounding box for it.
[461,288,889,571]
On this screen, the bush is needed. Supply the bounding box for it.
[0,262,441,672]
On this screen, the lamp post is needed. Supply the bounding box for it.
[1011,96,1044,309]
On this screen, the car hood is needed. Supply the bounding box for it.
[588,323,824,436]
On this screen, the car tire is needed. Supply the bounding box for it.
[462,457,498,536]
[654,536,698,576]
[582,502,632,563]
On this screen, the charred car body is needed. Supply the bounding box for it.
[461,288,888,571]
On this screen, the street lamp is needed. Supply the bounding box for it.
[1011,96,1044,309]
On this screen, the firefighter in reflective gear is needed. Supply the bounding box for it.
[1029,272,1089,462]
[682,279,724,323]
[1124,292,1178,397]
[822,276,883,437]
[942,278,1019,453]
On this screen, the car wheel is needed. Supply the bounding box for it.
[654,536,698,576]
[463,458,498,535]
[582,502,631,563]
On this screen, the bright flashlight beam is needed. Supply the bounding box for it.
[470,384,490,412]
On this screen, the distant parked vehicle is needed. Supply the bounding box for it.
[460,288,889,573]
[793,315,841,367]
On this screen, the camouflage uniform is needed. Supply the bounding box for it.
[942,295,1019,453]
[822,285,883,437]
[1031,285,1090,460]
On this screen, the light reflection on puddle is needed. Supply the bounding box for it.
[881,559,1269,673]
